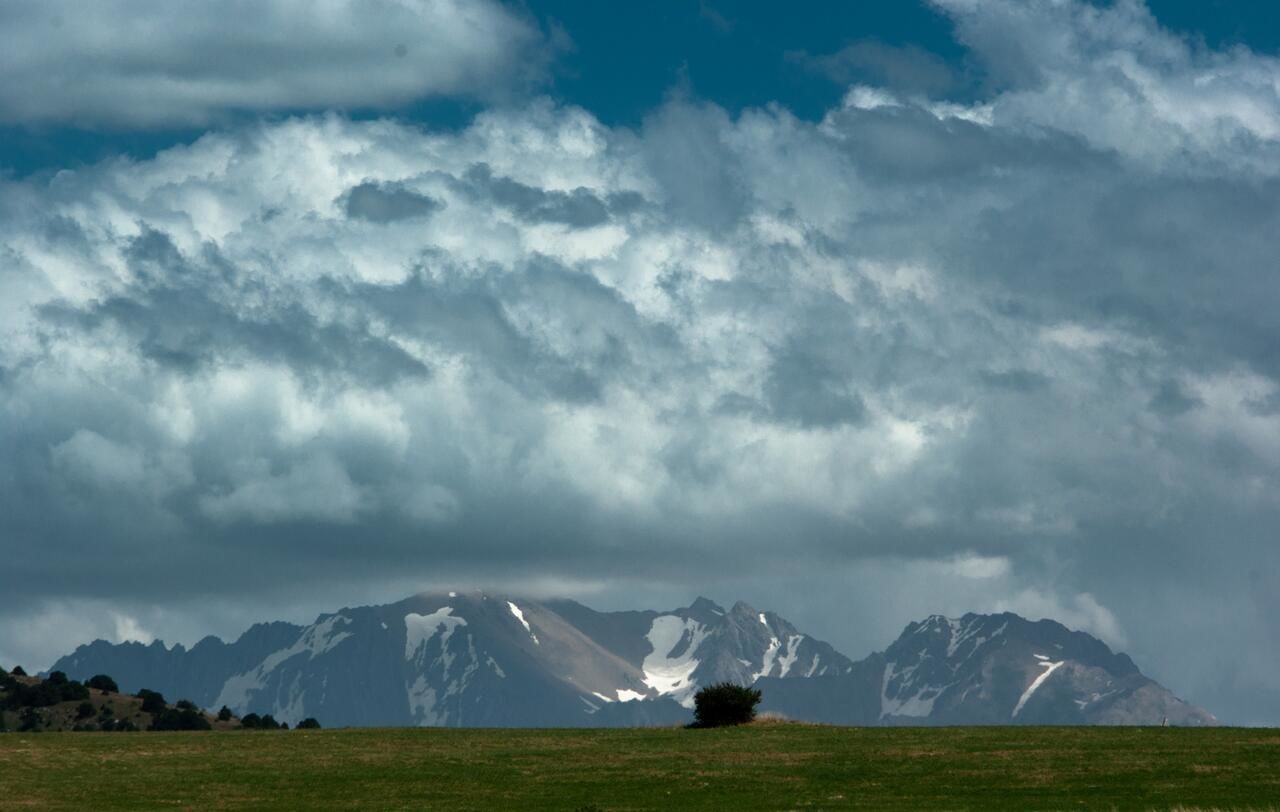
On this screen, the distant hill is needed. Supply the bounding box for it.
[0,666,236,732]
[46,593,1215,728]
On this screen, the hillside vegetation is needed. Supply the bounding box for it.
[1,724,1277,810]
[0,666,315,733]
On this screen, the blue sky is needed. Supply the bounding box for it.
[4,1,1276,172]
[2,0,1280,725]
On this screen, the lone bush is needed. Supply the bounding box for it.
[137,689,166,715]
[296,717,321,730]
[691,682,762,728]
[217,705,233,722]
[87,675,119,693]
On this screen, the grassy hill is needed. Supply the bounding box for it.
[0,669,238,733]
[1,723,1278,810]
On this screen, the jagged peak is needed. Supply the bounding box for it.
[687,596,726,615]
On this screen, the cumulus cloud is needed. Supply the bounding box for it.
[2,0,1280,722]
[0,0,548,126]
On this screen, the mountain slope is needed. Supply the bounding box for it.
[51,592,851,728]
[50,598,1215,728]
[757,613,1216,726]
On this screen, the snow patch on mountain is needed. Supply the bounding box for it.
[753,636,781,682]
[214,614,353,712]
[1013,658,1064,718]
[486,655,506,678]
[778,635,803,677]
[641,615,708,707]
[506,601,539,645]
[805,655,821,677]
[880,661,942,718]
[405,607,466,663]
[405,617,484,726]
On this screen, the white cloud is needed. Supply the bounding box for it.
[934,0,1280,170]
[4,0,1280,723]
[995,589,1127,649]
[0,0,546,126]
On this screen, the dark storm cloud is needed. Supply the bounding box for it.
[979,369,1050,393]
[641,101,748,231]
[460,164,612,227]
[3,0,1280,726]
[342,182,443,224]
[763,343,867,429]
[40,228,429,386]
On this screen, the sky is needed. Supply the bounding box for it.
[1,0,1279,725]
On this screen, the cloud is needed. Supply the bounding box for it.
[0,0,548,126]
[994,589,1127,649]
[788,40,958,95]
[3,0,1280,723]
[342,182,443,224]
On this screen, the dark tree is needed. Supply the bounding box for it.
[19,707,40,731]
[175,699,197,712]
[691,682,762,728]
[77,701,96,720]
[217,706,233,722]
[296,717,321,730]
[11,666,26,676]
[240,712,262,729]
[87,675,119,693]
[137,689,167,715]
[149,707,212,731]
[45,671,68,686]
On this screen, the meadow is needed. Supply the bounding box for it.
[1,724,1277,810]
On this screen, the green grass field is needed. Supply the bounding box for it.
[1,724,1277,810]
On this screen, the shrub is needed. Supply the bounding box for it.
[217,706,233,722]
[19,707,40,732]
[1,674,87,709]
[241,712,282,730]
[76,701,95,720]
[11,666,26,677]
[691,682,762,728]
[137,689,166,715]
[87,675,119,693]
[296,717,321,730]
[149,707,212,731]
[175,699,197,712]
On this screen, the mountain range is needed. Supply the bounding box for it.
[50,592,1216,728]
